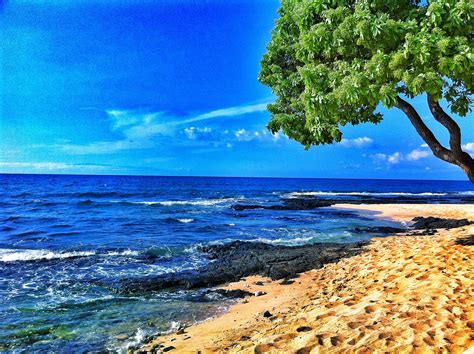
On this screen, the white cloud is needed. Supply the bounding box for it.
[371,152,401,165]
[0,162,109,171]
[0,162,70,170]
[339,137,373,148]
[462,142,474,153]
[57,101,271,155]
[420,143,429,148]
[235,128,250,141]
[372,153,387,161]
[233,128,279,142]
[406,149,430,161]
[183,126,213,140]
[371,148,432,165]
[107,109,143,130]
[183,103,268,125]
[387,152,401,164]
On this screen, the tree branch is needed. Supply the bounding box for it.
[427,94,463,154]
[427,94,474,182]
[395,96,456,164]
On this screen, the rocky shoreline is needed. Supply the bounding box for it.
[120,241,368,294]
[120,216,471,297]
[231,195,474,211]
[140,204,474,353]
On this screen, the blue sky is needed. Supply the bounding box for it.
[1,0,473,180]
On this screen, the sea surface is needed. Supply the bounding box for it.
[1,174,473,352]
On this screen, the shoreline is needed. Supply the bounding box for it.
[141,204,474,353]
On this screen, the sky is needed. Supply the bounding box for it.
[1,0,473,180]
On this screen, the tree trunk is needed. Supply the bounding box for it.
[395,96,474,183]
[427,95,474,183]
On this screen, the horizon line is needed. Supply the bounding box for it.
[0,172,469,183]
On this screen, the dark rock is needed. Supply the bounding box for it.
[232,204,267,211]
[280,278,295,285]
[409,229,437,236]
[411,216,472,230]
[163,346,175,352]
[352,226,406,234]
[254,281,265,286]
[210,289,253,299]
[263,310,272,318]
[255,291,266,297]
[232,199,334,211]
[233,196,474,213]
[281,198,334,210]
[455,235,474,246]
[120,240,367,294]
[176,327,186,335]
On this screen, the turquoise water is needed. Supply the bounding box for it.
[1,174,472,351]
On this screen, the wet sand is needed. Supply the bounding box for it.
[143,204,474,353]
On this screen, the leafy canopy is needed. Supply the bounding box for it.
[259,0,473,148]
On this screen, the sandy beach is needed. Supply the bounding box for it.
[143,204,474,353]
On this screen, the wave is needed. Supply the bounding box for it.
[121,328,147,351]
[166,218,195,223]
[72,192,136,198]
[113,198,239,207]
[31,199,64,206]
[0,249,139,263]
[249,230,355,246]
[14,230,44,237]
[249,236,317,246]
[186,235,321,250]
[283,191,474,198]
[47,231,81,237]
[77,199,94,205]
[0,249,96,263]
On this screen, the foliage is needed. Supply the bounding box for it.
[259,0,473,149]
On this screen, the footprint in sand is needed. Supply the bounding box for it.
[296,326,312,333]
[254,343,273,353]
[364,305,377,314]
[295,346,314,354]
[330,335,345,346]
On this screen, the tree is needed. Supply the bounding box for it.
[259,0,474,182]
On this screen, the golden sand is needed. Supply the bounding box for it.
[143,204,474,353]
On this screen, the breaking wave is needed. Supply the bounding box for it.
[114,198,239,206]
[284,191,474,198]
[0,249,139,263]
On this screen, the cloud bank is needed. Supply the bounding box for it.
[59,101,271,155]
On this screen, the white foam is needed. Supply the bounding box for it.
[0,249,96,262]
[176,218,194,223]
[123,328,147,350]
[105,249,140,257]
[285,191,449,198]
[249,236,316,246]
[0,249,140,263]
[116,198,238,206]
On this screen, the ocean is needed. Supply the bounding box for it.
[1,174,473,352]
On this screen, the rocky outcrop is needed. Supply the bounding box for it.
[351,226,406,234]
[231,198,334,211]
[120,240,367,294]
[411,216,472,230]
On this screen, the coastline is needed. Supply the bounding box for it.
[142,204,474,353]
